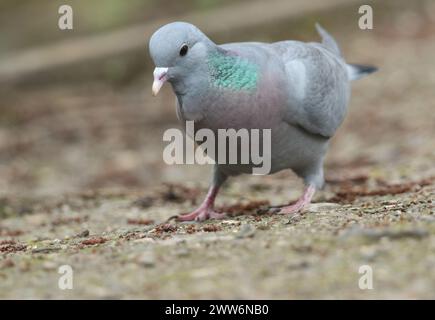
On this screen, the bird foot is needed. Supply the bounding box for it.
[177,207,226,222]
[275,185,316,215]
[277,202,308,215]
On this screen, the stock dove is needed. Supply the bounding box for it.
[149,22,377,221]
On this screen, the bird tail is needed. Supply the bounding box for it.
[315,23,378,81]
[315,23,341,56]
[346,63,378,81]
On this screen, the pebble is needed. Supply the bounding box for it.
[136,252,155,268]
[32,247,62,254]
[285,214,302,225]
[221,220,241,226]
[75,230,90,238]
[257,223,270,230]
[287,260,310,270]
[235,224,256,238]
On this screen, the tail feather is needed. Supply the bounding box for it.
[347,63,378,81]
[315,23,341,56]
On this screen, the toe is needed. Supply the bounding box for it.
[177,211,199,221]
[209,211,226,219]
[195,213,207,222]
[278,205,302,215]
[176,208,224,222]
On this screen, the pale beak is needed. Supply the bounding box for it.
[152,67,169,96]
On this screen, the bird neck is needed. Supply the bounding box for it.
[206,50,259,91]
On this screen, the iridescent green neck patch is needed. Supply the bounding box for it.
[207,51,258,91]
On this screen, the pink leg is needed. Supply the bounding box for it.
[177,185,226,222]
[277,185,316,215]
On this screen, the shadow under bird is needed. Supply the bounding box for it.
[149,21,377,221]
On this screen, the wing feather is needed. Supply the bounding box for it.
[272,38,350,138]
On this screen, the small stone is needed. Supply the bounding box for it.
[235,224,256,238]
[32,247,62,254]
[136,252,155,268]
[285,214,302,225]
[257,223,270,230]
[359,246,379,262]
[288,260,310,270]
[132,197,154,209]
[221,220,241,226]
[75,230,90,238]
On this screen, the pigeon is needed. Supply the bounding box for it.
[149,22,377,221]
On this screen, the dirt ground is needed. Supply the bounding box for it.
[0,1,434,299]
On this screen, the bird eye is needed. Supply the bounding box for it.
[179,44,188,56]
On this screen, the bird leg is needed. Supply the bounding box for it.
[277,184,316,214]
[177,185,226,221]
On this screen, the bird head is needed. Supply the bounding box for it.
[149,22,214,96]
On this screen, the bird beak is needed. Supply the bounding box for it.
[152,67,169,96]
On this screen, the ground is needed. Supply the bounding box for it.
[0,0,434,299]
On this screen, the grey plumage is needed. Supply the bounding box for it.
[315,23,341,56]
[149,22,377,220]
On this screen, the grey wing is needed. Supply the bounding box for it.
[272,40,350,138]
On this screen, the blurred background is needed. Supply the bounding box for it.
[0,0,434,198]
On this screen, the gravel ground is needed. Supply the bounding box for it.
[0,1,434,299]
